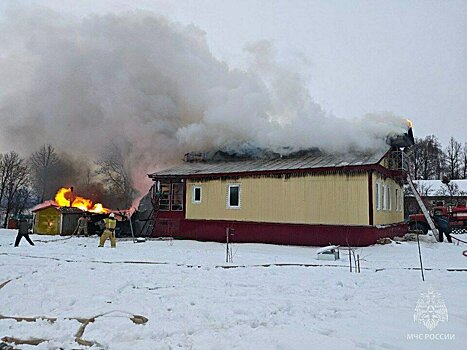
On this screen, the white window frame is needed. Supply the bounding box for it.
[388,186,392,211]
[395,188,399,211]
[399,191,404,212]
[192,186,202,204]
[376,182,381,211]
[227,184,241,209]
[170,183,184,211]
[382,184,387,211]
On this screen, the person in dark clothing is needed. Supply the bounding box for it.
[14,219,34,247]
[433,215,453,243]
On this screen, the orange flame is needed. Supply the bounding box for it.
[406,119,413,129]
[54,187,109,214]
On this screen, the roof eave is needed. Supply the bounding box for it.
[149,163,404,181]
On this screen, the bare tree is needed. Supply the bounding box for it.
[29,144,59,202]
[11,187,35,217]
[445,137,462,180]
[410,135,444,180]
[95,143,136,208]
[0,152,30,227]
[0,151,21,206]
[410,137,422,179]
[437,179,467,206]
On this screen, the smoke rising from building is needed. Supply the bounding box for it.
[0,6,408,193]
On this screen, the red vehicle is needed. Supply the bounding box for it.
[409,204,467,234]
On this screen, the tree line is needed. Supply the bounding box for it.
[0,144,136,227]
[410,136,467,181]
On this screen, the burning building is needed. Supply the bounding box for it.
[32,202,83,235]
[31,188,110,235]
[148,129,414,247]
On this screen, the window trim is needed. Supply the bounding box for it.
[376,182,381,211]
[388,186,392,211]
[170,183,184,211]
[192,185,202,204]
[395,188,399,211]
[227,184,241,209]
[382,184,387,211]
[159,183,171,211]
[399,191,404,212]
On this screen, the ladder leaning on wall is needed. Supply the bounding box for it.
[406,172,439,241]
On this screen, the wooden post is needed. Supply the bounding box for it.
[349,249,352,272]
[357,254,360,273]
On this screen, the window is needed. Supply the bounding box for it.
[400,191,404,212]
[157,181,184,211]
[227,184,240,208]
[376,182,381,211]
[395,188,399,211]
[388,186,392,211]
[382,184,387,210]
[192,186,202,204]
[159,183,170,211]
[171,183,184,211]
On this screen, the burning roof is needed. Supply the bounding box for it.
[54,188,109,213]
[149,147,391,179]
[32,188,110,214]
[386,122,414,148]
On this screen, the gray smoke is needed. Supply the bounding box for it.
[0,6,408,193]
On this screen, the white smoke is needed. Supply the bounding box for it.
[0,6,408,193]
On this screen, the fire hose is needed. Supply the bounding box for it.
[450,236,467,257]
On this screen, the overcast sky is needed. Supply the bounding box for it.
[3,0,466,146]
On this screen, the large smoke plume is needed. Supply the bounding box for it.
[0,6,408,195]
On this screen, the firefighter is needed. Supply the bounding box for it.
[14,218,34,247]
[74,214,89,236]
[98,213,117,248]
[433,215,453,243]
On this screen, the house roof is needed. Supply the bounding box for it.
[149,148,390,178]
[407,180,467,197]
[31,201,84,214]
[31,200,57,212]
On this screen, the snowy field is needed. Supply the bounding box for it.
[0,229,466,350]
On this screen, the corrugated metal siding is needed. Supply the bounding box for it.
[373,173,404,225]
[186,173,369,225]
[61,213,82,235]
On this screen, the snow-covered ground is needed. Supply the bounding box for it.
[0,229,466,349]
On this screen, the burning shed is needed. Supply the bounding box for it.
[148,143,411,247]
[31,187,111,235]
[32,202,83,235]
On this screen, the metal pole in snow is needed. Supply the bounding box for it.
[129,210,136,243]
[416,233,425,281]
[349,249,352,272]
[226,228,229,263]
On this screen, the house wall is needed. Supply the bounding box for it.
[33,207,61,235]
[373,173,404,225]
[186,173,370,225]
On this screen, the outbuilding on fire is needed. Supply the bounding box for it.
[31,188,110,235]
[148,128,414,246]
